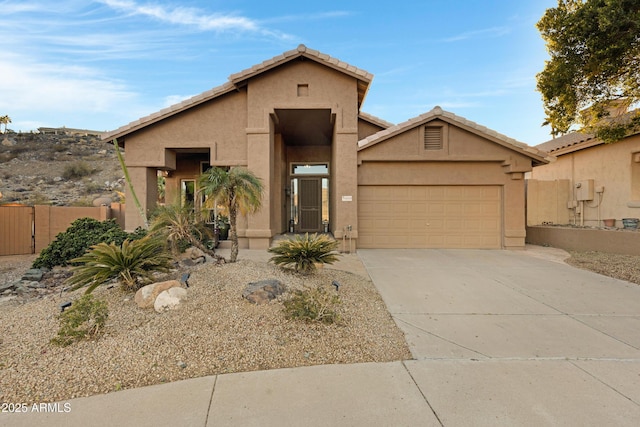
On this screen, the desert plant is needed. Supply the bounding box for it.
[113,138,148,228]
[268,233,340,274]
[50,294,109,346]
[148,203,217,258]
[65,235,173,293]
[198,166,263,262]
[283,286,341,324]
[62,161,94,180]
[32,218,138,269]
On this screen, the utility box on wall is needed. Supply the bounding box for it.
[575,179,594,201]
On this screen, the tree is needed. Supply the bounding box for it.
[536,0,640,142]
[198,167,263,263]
[0,115,11,133]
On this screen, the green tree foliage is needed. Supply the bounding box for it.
[268,233,340,274]
[33,218,146,269]
[198,167,263,262]
[536,0,640,142]
[65,236,173,293]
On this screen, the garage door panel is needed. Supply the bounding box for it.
[358,185,502,249]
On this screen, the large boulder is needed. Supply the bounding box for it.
[242,279,285,305]
[134,280,181,309]
[154,287,188,312]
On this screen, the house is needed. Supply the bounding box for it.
[529,129,640,228]
[102,45,550,250]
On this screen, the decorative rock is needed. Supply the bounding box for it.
[0,282,14,292]
[92,196,112,207]
[242,279,285,305]
[184,246,205,260]
[21,269,43,282]
[134,280,181,309]
[154,287,188,312]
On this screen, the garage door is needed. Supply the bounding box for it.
[358,185,502,249]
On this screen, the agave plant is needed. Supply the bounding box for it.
[268,233,340,274]
[65,236,173,293]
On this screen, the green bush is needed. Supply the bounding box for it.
[268,233,340,274]
[32,218,146,269]
[62,161,94,180]
[51,294,109,347]
[66,236,173,293]
[283,286,341,324]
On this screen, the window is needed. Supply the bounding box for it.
[180,180,195,207]
[291,163,329,175]
[424,126,443,150]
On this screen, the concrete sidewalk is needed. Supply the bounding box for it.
[3,246,640,426]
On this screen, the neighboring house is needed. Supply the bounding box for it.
[530,130,640,228]
[102,45,550,250]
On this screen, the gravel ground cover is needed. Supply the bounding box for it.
[2,247,639,404]
[0,257,411,403]
[565,251,640,285]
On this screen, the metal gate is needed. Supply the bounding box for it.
[0,206,35,255]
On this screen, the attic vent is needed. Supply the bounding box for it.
[424,126,443,150]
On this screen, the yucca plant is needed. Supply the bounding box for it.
[65,236,174,293]
[268,233,340,274]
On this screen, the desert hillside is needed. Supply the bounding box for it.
[0,130,123,207]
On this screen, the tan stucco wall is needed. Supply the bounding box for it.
[358,118,386,140]
[530,134,640,226]
[242,60,361,247]
[357,122,534,248]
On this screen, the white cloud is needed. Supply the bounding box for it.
[99,0,259,32]
[442,26,511,42]
[0,53,148,131]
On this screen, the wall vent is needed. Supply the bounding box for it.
[424,126,443,150]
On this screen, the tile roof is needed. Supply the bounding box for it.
[358,106,553,165]
[534,132,596,155]
[102,45,373,142]
[358,111,394,129]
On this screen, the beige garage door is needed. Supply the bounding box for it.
[358,185,502,249]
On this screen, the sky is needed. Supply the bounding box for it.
[1,0,559,145]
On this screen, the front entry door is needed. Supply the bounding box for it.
[298,178,322,232]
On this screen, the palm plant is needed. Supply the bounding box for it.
[198,167,263,262]
[148,203,217,258]
[268,233,340,274]
[65,236,173,293]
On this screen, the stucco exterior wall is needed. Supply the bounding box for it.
[530,134,640,226]
[357,121,534,248]
[243,60,360,247]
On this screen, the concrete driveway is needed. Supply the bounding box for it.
[359,247,640,426]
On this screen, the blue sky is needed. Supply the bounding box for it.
[1,0,558,145]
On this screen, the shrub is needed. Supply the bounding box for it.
[62,161,94,180]
[33,218,139,269]
[268,233,340,274]
[66,236,173,293]
[51,294,109,347]
[283,286,341,324]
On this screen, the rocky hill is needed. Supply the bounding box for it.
[0,131,124,206]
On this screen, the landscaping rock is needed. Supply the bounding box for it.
[21,269,44,282]
[154,287,188,312]
[134,280,181,309]
[184,246,205,260]
[242,279,285,305]
[0,282,14,293]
